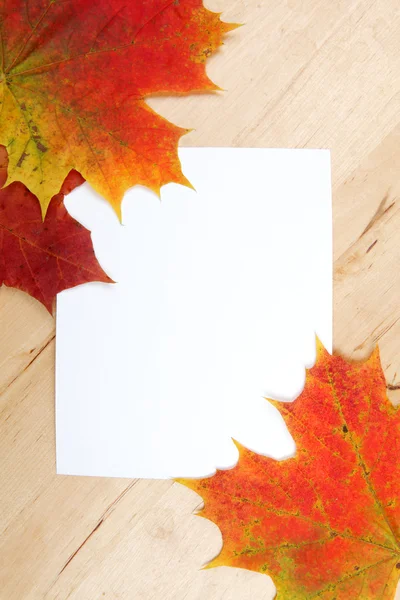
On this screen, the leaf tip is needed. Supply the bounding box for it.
[223,21,244,34]
[231,438,246,457]
[315,335,325,356]
[201,554,224,571]
[114,203,123,222]
[366,343,381,365]
[315,335,331,363]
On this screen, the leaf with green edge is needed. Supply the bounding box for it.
[178,341,400,599]
[0,0,237,218]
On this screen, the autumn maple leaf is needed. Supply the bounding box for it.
[0,146,112,312]
[179,341,400,599]
[0,0,235,218]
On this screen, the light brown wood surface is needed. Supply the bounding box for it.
[1,1,400,598]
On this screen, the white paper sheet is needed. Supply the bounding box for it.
[56,148,332,479]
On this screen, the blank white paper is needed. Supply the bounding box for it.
[56,148,332,479]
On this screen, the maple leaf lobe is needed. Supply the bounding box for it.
[0,146,112,312]
[0,0,236,217]
[178,343,400,599]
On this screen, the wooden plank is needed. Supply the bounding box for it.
[334,124,400,405]
[0,287,54,395]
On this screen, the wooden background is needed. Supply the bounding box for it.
[1,0,400,598]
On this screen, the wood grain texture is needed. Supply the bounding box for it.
[1,1,400,598]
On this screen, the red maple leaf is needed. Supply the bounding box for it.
[0,146,112,312]
[179,342,400,599]
[0,1,236,217]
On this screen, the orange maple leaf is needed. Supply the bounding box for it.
[178,341,400,599]
[0,146,112,312]
[0,1,236,218]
